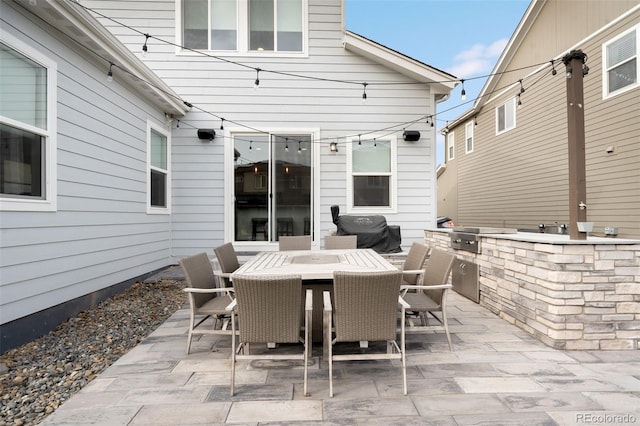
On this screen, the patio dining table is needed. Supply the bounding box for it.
[231,248,398,342]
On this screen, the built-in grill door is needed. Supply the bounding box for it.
[452,258,479,303]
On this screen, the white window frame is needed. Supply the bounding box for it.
[495,97,516,135]
[346,135,397,214]
[602,24,639,99]
[0,32,57,212]
[176,0,308,57]
[146,120,171,214]
[465,121,474,154]
[446,131,455,161]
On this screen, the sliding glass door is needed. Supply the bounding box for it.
[233,133,312,242]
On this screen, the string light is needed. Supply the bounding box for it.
[176,120,180,128]
[550,60,557,76]
[358,135,362,146]
[519,79,525,94]
[249,140,253,150]
[254,68,261,90]
[106,62,114,82]
[285,137,289,152]
[460,79,466,101]
[297,141,302,154]
[220,118,225,130]
[44,1,571,150]
[517,93,522,108]
[142,34,150,56]
[362,82,368,103]
[474,116,478,126]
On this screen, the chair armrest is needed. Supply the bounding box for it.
[183,287,235,294]
[400,283,452,291]
[323,290,332,312]
[401,269,424,275]
[304,289,313,312]
[398,295,410,309]
[225,299,237,311]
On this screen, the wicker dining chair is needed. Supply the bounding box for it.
[399,241,430,286]
[213,242,240,288]
[400,248,456,351]
[179,252,235,354]
[278,235,312,251]
[324,235,358,250]
[324,270,408,396]
[229,274,312,397]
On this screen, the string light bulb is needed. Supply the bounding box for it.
[297,141,302,154]
[517,94,522,108]
[142,34,150,57]
[519,79,525,94]
[361,82,368,103]
[550,60,557,76]
[460,79,466,101]
[220,118,225,130]
[358,134,362,146]
[474,116,478,126]
[249,140,253,150]
[254,68,261,90]
[107,63,114,82]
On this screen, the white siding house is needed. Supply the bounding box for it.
[0,0,188,351]
[1,0,455,352]
[82,0,456,257]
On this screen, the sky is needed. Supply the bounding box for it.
[345,0,531,165]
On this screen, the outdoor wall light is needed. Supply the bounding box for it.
[197,129,215,141]
[329,142,338,152]
[403,130,421,142]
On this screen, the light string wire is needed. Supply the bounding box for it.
[25,2,568,147]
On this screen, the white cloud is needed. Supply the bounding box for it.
[448,38,509,78]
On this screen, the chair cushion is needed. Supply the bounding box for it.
[402,292,440,311]
[196,295,233,315]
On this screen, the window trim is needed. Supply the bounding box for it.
[346,135,397,214]
[0,32,57,212]
[446,131,455,161]
[465,120,474,154]
[176,0,309,57]
[146,120,171,214]
[495,97,516,135]
[602,24,639,99]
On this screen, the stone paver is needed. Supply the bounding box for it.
[42,292,640,425]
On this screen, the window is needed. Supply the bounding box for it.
[147,122,171,213]
[446,132,455,161]
[603,25,638,97]
[465,121,474,154]
[348,137,396,211]
[496,97,516,134]
[0,35,57,212]
[181,0,305,54]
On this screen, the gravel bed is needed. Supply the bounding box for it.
[0,279,186,425]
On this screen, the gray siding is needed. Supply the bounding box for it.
[0,3,172,324]
[441,1,640,238]
[83,0,439,257]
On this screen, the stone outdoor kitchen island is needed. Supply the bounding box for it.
[425,229,640,350]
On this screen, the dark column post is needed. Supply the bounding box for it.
[562,50,588,240]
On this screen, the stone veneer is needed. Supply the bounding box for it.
[425,230,640,350]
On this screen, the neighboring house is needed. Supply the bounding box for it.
[438,0,640,238]
[0,0,188,351]
[1,0,455,352]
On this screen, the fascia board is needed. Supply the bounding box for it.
[343,31,457,93]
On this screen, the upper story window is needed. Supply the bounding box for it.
[465,121,474,154]
[348,136,396,212]
[496,97,516,134]
[0,35,57,212]
[446,131,455,161]
[181,0,305,54]
[147,121,171,213]
[603,25,638,98]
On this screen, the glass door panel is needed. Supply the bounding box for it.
[233,135,269,241]
[272,135,311,240]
